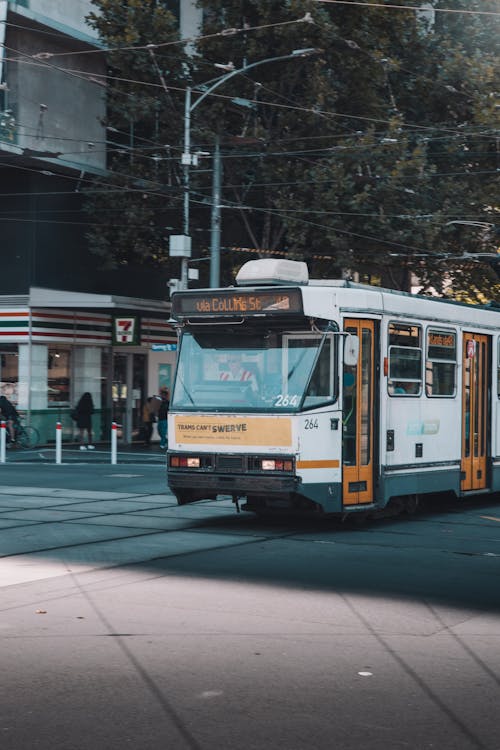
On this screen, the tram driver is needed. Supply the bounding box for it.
[220,354,258,391]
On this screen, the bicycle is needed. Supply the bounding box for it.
[6,420,40,449]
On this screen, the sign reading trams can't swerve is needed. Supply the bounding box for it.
[112,317,140,345]
[174,415,292,447]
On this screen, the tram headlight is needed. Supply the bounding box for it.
[261,459,294,472]
[170,455,201,468]
[262,459,276,471]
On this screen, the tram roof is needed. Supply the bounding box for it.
[235,259,500,317]
[309,277,500,310]
[300,278,500,327]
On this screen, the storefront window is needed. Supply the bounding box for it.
[48,347,71,406]
[0,345,19,404]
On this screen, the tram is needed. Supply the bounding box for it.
[167,258,500,517]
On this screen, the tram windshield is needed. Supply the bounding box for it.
[171,329,337,413]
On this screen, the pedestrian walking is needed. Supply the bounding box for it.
[74,392,95,450]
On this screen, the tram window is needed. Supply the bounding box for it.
[388,323,422,396]
[426,329,456,397]
[303,336,334,407]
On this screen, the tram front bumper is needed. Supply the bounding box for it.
[167,470,299,497]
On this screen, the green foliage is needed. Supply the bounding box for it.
[84,0,499,296]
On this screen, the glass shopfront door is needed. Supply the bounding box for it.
[112,353,146,443]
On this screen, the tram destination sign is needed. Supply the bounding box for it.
[172,288,303,317]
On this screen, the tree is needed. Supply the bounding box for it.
[85,0,499,298]
[193,0,499,295]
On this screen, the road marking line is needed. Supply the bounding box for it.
[105,474,144,478]
[480,515,500,523]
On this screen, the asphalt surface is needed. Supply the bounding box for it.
[2,441,166,465]
[1,461,500,749]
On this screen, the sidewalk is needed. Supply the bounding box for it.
[2,441,167,464]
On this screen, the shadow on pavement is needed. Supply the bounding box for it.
[134,492,500,613]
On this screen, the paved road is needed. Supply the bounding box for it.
[1,442,166,465]
[1,464,500,749]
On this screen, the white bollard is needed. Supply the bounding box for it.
[55,421,62,464]
[0,420,6,463]
[111,421,118,465]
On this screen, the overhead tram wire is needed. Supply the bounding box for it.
[0,158,186,207]
[2,194,490,253]
[0,202,487,223]
[1,88,495,202]
[314,1,500,17]
[7,26,495,144]
[0,116,495,176]
[3,4,497,65]
[186,190,498,260]
[1,150,494,206]
[3,74,494,152]
[3,6,496,149]
[17,14,315,60]
[2,48,494,143]
[0,160,490,250]
[1,52,494,201]
[188,187,494,230]
[1,139,495,203]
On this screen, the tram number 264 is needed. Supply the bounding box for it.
[304,418,319,430]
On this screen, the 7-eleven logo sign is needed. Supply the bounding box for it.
[114,317,137,344]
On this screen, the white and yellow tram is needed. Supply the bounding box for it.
[167,258,500,517]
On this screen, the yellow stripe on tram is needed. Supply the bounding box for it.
[296,459,340,469]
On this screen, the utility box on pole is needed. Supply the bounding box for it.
[169,235,192,258]
[169,235,192,291]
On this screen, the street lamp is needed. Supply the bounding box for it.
[172,48,320,290]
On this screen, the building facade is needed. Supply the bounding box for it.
[0,289,176,444]
[0,1,205,443]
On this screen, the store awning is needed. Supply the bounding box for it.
[28,287,170,314]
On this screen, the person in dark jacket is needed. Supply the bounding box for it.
[74,392,95,450]
[0,394,18,445]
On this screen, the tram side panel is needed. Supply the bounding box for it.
[378,320,463,505]
[381,396,462,503]
[295,407,343,513]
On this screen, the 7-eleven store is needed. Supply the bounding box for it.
[0,289,176,445]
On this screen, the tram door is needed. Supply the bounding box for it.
[342,319,375,505]
[461,333,489,492]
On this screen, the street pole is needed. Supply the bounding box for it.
[181,86,192,291]
[180,48,319,291]
[210,135,222,288]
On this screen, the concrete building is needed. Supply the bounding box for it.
[0,1,195,444]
